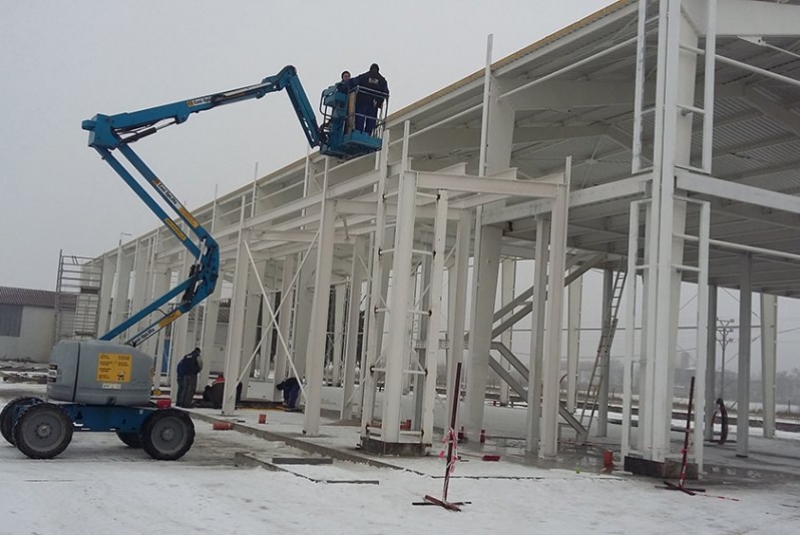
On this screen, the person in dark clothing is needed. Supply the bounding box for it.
[349,63,389,135]
[337,70,351,92]
[276,377,301,410]
[176,348,202,408]
[201,374,243,410]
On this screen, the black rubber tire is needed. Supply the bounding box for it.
[116,431,144,449]
[141,409,194,461]
[12,403,73,460]
[1,397,42,446]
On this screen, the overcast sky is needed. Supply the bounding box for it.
[0,0,615,290]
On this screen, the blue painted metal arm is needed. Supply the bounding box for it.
[81,65,321,149]
[84,66,325,347]
[101,279,192,344]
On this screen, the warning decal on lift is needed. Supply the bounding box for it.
[97,353,132,383]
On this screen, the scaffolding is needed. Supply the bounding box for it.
[54,250,103,342]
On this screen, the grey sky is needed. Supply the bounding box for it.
[0,0,613,290]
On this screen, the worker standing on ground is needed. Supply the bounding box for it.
[350,63,389,135]
[176,347,202,408]
[276,376,302,410]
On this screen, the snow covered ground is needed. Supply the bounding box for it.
[3,384,800,534]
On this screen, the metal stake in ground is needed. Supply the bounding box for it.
[661,376,705,495]
[413,362,468,511]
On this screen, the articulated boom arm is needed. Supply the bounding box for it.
[82,66,322,347]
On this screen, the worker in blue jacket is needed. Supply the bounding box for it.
[176,347,203,407]
[349,63,389,135]
[276,376,301,410]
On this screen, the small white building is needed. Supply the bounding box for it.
[0,286,58,363]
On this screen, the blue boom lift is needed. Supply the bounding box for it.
[0,66,386,460]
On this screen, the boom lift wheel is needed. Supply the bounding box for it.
[141,409,194,461]
[1,397,43,446]
[116,432,144,449]
[12,403,74,459]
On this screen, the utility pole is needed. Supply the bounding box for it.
[717,318,735,399]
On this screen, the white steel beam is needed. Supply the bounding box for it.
[170,249,194,401]
[342,237,367,420]
[422,189,448,447]
[541,162,571,458]
[499,259,516,406]
[715,0,800,37]
[222,228,251,415]
[447,211,471,413]
[110,245,133,336]
[632,0,649,173]
[272,254,295,401]
[292,248,314,379]
[693,200,710,471]
[332,285,346,386]
[737,254,753,457]
[199,280,222,390]
[622,200,643,458]
[303,199,336,436]
[98,254,115,335]
[464,224,502,441]
[238,260,264,398]
[464,40,515,441]
[416,171,557,198]
[566,268,583,413]
[645,0,698,464]
[527,217,550,455]
[760,292,778,439]
[675,170,800,215]
[360,132,392,440]
[704,285,718,442]
[149,268,170,389]
[131,240,152,332]
[381,166,417,443]
[483,174,648,226]
[597,268,613,437]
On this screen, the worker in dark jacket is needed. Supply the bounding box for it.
[276,376,301,410]
[176,347,202,408]
[337,70,351,92]
[349,63,389,135]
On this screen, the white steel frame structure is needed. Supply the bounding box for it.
[82,0,800,468]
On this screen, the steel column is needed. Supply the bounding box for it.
[526,217,550,454]
[422,189,448,446]
[303,196,336,436]
[540,162,570,458]
[760,292,778,439]
[98,254,116,334]
[597,268,613,437]
[446,211,471,415]
[360,132,391,438]
[381,159,417,442]
[500,259,516,406]
[737,254,752,457]
[566,268,583,413]
[170,248,194,399]
[704,285,718,442]
[332,286,346,386]
[110,245,133,336]
[273,254,296,401]
[222,228,251,415]
[342,236,367,419]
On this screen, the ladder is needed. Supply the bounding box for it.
[54,250,103,342]
[579,268,627,432]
